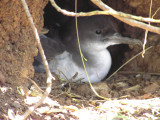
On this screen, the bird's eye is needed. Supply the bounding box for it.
[95,30,102,35]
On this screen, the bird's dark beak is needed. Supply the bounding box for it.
[105,33,142,47]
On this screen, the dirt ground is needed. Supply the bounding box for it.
[0,0,160,120]
[1,63,160,119]
[1,37,160,119]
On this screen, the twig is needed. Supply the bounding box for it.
[15,0,54,119]
[90,0,160,34]
[142,0,152,57]
[49,0,160,23]
[50,0,160,34]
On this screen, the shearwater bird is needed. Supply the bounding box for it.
[34,15,141,83]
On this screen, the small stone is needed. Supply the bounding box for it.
[92,82,111,98]
[0,72,5,84]
[142,82,159,93]
[116,82,129,89]
[135,74,141,78]
[11,101,21,108]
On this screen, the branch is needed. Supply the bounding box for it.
[14,0,54,119]
[90,0,160,34]
[50,0,160,34]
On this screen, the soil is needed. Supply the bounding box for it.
[0,0,160,120]
[2,60,160,119]
[1,34,160,119]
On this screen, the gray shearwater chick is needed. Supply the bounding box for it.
[34,15,141,83]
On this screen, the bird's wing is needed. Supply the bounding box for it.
[34,34,66,66]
